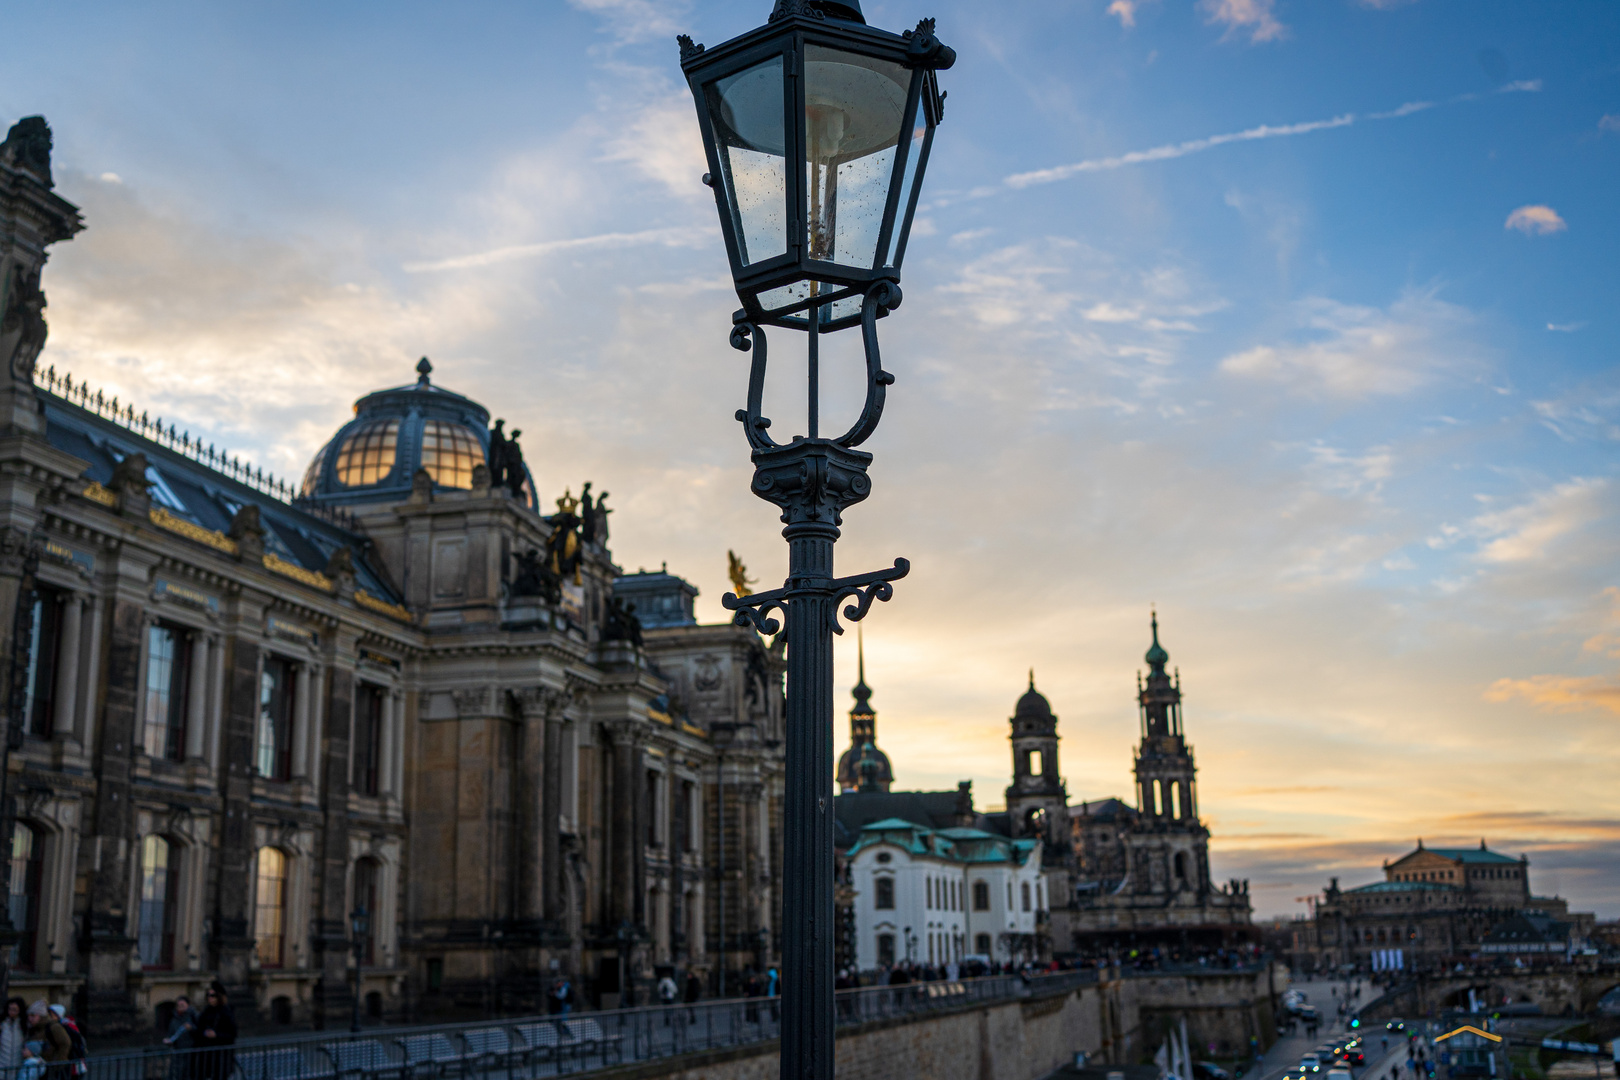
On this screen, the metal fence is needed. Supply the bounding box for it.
[41,971,1097,1080]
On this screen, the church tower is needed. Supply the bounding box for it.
[1129,611,1210,894]
[836,629,893,793]
[1006,672,1068,846]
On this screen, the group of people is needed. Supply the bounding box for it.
[0,999,85,1080]
[156,981,238,1080]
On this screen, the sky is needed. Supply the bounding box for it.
[6,0,1619,920]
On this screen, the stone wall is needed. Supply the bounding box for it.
[1361,968,1620,1021]
[585,967,1277,1080]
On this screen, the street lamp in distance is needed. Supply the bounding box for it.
[678,10,955,1080]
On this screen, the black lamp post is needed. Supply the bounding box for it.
[678,5,952,1079]
[349,906,369,1033]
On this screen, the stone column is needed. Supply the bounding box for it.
[291,664,311,780]
[83,597,144,1035]
[377,691,396,797]
[50,592,81,740]
[513,687,568,927]
[391,691,406,801]
[211,635,261,1022]
[604,721,646,929]
[206,634,226,769]
[184,634,208,760]
[76,594,104,745]
[312,663,355,1028]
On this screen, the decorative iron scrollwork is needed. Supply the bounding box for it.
[830,558,910,634]
[722,586,789,636]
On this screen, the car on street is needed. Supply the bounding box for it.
[1300,1054,1324,1073]
[1340,1049,1367,1067]
[1326,1069,1353,1080]
[1387,1020,1406,1033]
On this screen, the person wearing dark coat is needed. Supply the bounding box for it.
[193,983,237,1080]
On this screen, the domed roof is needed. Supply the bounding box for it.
[837,740,893,791]
[1015,669,1053,720]
[1145,610,1169,671]
[299,358,537,511]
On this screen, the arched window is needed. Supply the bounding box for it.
[354,858,381,964]
[1027,749,1042,775]
[1174,851,1188,882]
[1152,779,1164,816]
[254,847,288,968]
[137,835,177,969]
[299,441,332,497]
[334,420,399,487]
[972,881,990,911]
[1020,881,1031,912]
[1170,782,1182,819]
[8,824,43,972]
[419,421,482,490]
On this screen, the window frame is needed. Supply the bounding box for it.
[353,682,384,797]
[253,846,289,969]
[142,622,193,762]
[257,656,295,782]
[137,834,178,970]
[7,823,44,972]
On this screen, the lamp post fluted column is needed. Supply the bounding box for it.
[679,6,954,1076]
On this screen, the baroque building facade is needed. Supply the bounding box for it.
[833,613,1253,967]
[0,116,784,1032]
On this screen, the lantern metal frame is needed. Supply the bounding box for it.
[678,7,953,1080]
[680,4,953,334]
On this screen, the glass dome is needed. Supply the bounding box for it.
[298,359,538,511]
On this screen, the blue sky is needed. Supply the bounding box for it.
[7,0,1619,919]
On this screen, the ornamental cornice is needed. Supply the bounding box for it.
[511,685,572,720]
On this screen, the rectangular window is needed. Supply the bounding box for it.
[677,780,694,853]
[646,770,661,847]
[257,658,294,780]
[975,932,991,955]
[23,591,64,739]
[973,881,990,911]
[874,876,895,910]
[353,683,383,796]
[142,624,191,761]
[8,825,43,972]
[253,846,287,968]
[877,933,895,967]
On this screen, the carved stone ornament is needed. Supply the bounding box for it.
[451,687,490,717]
[693,655,722,693]
[1,116,55,187]
[511,685,571,720]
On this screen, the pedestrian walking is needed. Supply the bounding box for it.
[1,999,28,1073]
[17,1042,45,1080]
[24,1004,68,1080]
[658,973,677,1025]
[193,983,237,1080]
[163,996,197,1080]
[765,968,779,1022]
[684,970,702,1025]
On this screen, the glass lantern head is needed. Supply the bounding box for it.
[351,906,370,938]
[682,3,953,332]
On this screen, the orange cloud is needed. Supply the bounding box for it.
[1484,674,1620,715]
[1505,204,1567,235]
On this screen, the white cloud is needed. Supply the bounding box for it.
[1598,114,1620,134]
[1505,205,1567,235]
[1470,479,1612,565]
[403,226,713,273]
[1006,114,1351,188]
[601,93,709,201]
[1219,290,1479,399]
[1547,322,1587,333]
[567,0,684,45]
[1107,0,1140,28]
[98,172,122,184]
[1199,0,1287,43]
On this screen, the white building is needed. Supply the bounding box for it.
[847,817,1047,971]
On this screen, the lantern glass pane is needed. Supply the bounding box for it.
[883,107,929,268]
[804,45,911,271]
[705,56,788,266]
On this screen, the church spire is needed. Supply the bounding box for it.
[851,624,873,718]
[1145,607,1169,673]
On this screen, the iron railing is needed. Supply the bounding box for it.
[44,971,1098,1080]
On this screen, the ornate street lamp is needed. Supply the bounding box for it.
[678,4,953,1078]
[349,906,369,1033]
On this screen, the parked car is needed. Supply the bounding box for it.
[1298,1005,1320,1023]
